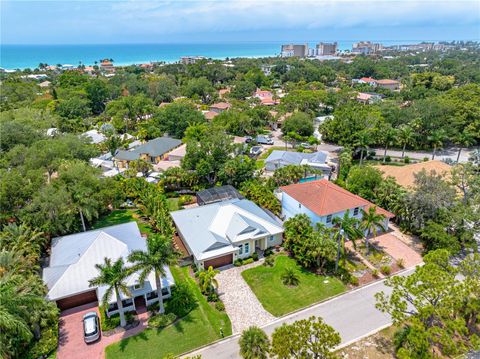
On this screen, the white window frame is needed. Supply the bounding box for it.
[244,242,250,254]
[133,282,143,290]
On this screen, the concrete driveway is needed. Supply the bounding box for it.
[57,302,149,359]
[371,233,423,269]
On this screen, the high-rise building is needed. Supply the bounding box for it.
[352,41,383,54]
[316,42,338,56]
[281,44,308,58]
[180,56,207,65]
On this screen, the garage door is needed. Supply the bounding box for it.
[204,254,233,269]
[56,290,98,310]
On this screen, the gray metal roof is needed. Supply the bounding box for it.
[197,185,244,205]
[115,137,182,161]
[266,150,328,165]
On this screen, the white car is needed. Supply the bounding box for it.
[83,311,100,343]
[250,146,263,156]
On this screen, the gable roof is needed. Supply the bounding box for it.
[171,199,283,260]
[266,150,328,166]
[115,137,182,161]
[280,179,394,218]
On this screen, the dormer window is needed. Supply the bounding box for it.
[133,282,143,290]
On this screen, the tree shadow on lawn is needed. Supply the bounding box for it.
[118,330,149,352]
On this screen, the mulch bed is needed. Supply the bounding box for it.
[102,319,140,337]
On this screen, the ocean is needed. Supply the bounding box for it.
[0,41,430,70]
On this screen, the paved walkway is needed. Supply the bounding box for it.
[57,303,149,359]
[216,261,275,333]
[371,233,423,269]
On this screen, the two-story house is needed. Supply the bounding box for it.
[279,179,394,230]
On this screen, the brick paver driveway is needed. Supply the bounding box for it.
[57,302,149,359]
[216,262,275,334]
[371,233,423,268]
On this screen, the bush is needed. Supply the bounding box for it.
[281,267,300,286]
[26,323,58,359]
[178,195,193,206]
[234,258,243,266]
[380,265,392,275]
[264,255,275,267]
[252,252,259,261]
[147,302,159,313]
[349,276,359,286]
[372,269,380,278]
[165,282,197,317]
[148,312,177,328]
[264,248,274,257]
[215,301,225,312]
[207,292,219,302]
[100,308,135,331]
[385,155,392,162]
[423,157,429,162]
[404,156,410,164]
[243,258,255,265]
[396,258,405,269]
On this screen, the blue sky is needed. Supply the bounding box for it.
[1,0,479,44]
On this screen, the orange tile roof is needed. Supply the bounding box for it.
[281,179,394,218]
[210,102,231,110]
[377,160,452,189]
[360,77,376,82]
[204,111,218,120]
[376,79,399,85]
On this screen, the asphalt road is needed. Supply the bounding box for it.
[187,268,416,359]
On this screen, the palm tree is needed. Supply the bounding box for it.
[281,267,300,286]
[197,266,219,295]
[398,124,414,158]
[454,131,476,163]
[332,210,363,272]
[428,129,447,160]
[355,130,372,165]
[89,257,131,327]
[239,326,270,359]
[360,207,386,255]
[382,126,397,163]
[128,235,179,314]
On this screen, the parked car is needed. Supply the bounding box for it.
[256,135,273,145]
[245,136,253,143]
[83,312,100,343]
[300,142,313,149]
[250,146,263,156]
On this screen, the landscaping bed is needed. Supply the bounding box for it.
[241,255,346,317]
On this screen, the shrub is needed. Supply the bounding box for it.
[178,195,193,206]
[26,323,58,359]
[100,308,135,331]
[147,302,159,313]
[349,276,359,286]
[264,255,275,267]
[165,282,197,317]
[264,248,274,256]
[281,267,300,286]
[396,258,405,269]
[385,155,392,162]
[148,312,177,328]
[234,259,243,267]
[380,265,392,275]
[404,156,410,164]
[243,258,254,265]
[252,252,259,261]
[239,326,270,359]
[372,269,380,278]
[207,292,219,302]
[215,301,225,312]
[423,157,429,162]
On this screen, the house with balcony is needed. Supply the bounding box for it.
[171,198,284,269]
[279,179,394,230]
[42,222,174,316]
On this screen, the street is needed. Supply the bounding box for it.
[187,268,416,359]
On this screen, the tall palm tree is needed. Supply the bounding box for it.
[398,124,414,158]
[128,235,179,314]
[89,257,131,327]
[360,206,386,255]
[355,130,372,166]
[198,266,219,295]
[382,126,397,163]
[332,210,363,272]
[428,129,446,160]
[455,131,476,163]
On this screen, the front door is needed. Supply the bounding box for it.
[255,239,259,249]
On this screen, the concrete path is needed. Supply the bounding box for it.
[187,268,417,359]
[216,261,275,333]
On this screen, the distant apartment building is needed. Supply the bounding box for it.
[352,41,383,55]
[316,42,337,56]
[281,44,308,58]
[180,56,207,65]
[100,59,115,73]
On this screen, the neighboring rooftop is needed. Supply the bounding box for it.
[377,160,452,189]
[197,185,244,206]
[210,102,231,110]
[280,179,394,218]
[82,129,106,144]
[265,150,330,170]
[115,137,182,161]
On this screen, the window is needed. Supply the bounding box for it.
[353,207,359,216]
[122,298,133,307]
[239,244,243,255]
[270,235,275,241]
[244,242,250,254]
[298,203,302,209]
[161,287,169,295]
[146,291,157,300]
[133,282,143,290]
[326,214,332,223]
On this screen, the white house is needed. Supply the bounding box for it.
[171,199,284,269]
[265,150,333,177]
[279,179,394,229]
[42,222,174,315]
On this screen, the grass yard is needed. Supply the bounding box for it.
[93,209,154,235]
[258,146,289,160]
[242,255,346,316]
[166,197,180,211]
[105,266,231,359]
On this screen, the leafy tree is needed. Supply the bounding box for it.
[128,235,179,313]
[281,90,327,115]
[239,326,270,359]
[269,164,310,187]
[240,180,281,215]
[454,130,476,163]
[182,77,216,104]
[213,110,255,136]
[55,95,92,120]
[219,155,256,187]
[420,221,460,253]
[345,165,383,202]
[380,124,397,163]
[270,316,341,359]
[354,129,373,166]
[129,158,153,177]
[106,94,154,133]
[147,75,178,104]
[332,210,363,272]
[427,129,447,160]
[89,257,131,327]
[85,79,110,114]
[397,124,415,158]
[281,112,314,138]
[230,80,256,100]
[360,206,386,254]
[337,146,353,181]
[197,266,219,295]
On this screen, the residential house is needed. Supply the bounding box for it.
[209,102,231,113]
[165,143,187,162]
[279,179,394,230]
[265,150,333,178]
[39,80,51,88]
[375,79,400,91]
[356,92,384,104]
[100,59,115,73]
[171,199,284,269]
[82,129,106,144]
[356,77,377,86]
[203,110,219,120]
[114,137,182,168]
[254,89,279,106]
[42,222,174,315]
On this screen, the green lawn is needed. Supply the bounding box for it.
[167,197,180,211]
[105,266,231,359]
[92,209,153,235]
[242,255,346,316]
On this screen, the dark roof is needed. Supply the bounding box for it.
[196,185,244,205]
[115,137,182,161]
